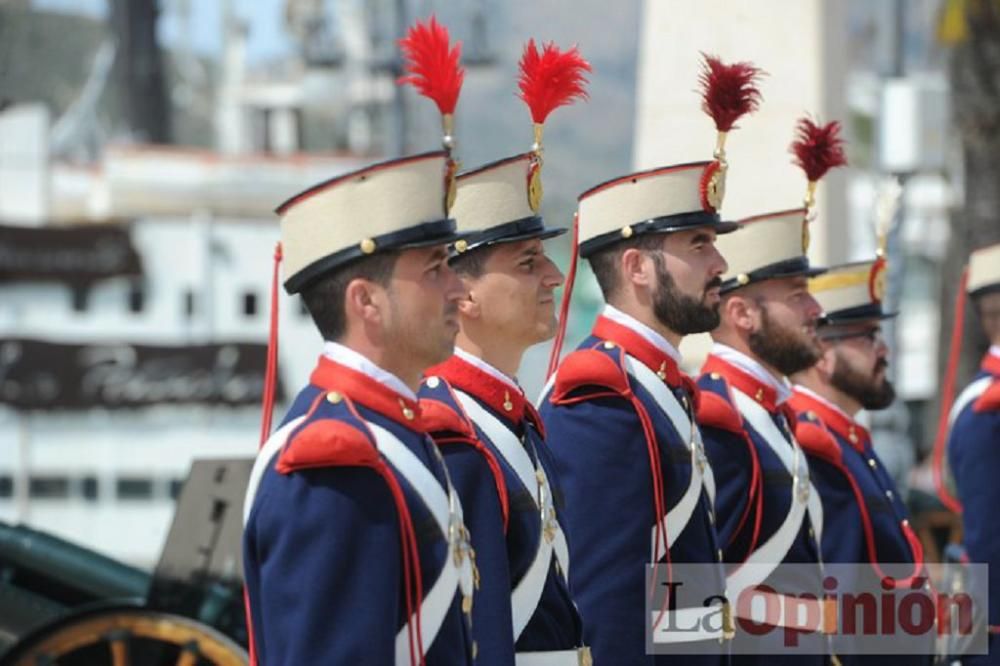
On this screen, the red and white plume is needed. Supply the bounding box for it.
[790,117,848,184]
[398,16,465,147]
[517,39,591,149]
[699,55,763,132]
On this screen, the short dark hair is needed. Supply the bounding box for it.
[300,251,400,340]
[449,243,500,279]
[588,233,666,299]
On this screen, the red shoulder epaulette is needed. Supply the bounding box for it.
[696,391,742,434]
[973,379,1000,413]
[420,397,476,439]
[794,421,843,465]
[551,348,630,403]
[275,417,377,474]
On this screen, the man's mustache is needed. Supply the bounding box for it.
[704,276,723,293]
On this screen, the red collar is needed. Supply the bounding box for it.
[310,356,426,432]
[789,388,869,454]
[426,354,544,433]
[592,315,690,393]
[702,354,795,423]
[982,352,1000,377]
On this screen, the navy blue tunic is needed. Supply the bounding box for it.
[790,388,934,666]
[948,353,1000,665]
[243,357,475,665]
[540,315,727,665]
[697,354,827,666]
[420,353,585,663]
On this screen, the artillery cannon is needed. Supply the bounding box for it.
[0,459,252,665]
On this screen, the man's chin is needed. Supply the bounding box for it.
[535,318,559,344]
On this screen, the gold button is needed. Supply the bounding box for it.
[462,594,473,614]
[710,372,721,380]
[755,388,764,402]
[401,402,415,420]
[806,411,817,421]
[885,489,894,501]
[326,391,342,404]
[425,376,440,389]
[360,238,376,254]
[603,341,616,349]
[503,391,513,412]
[868,458,877,469]
[848,428,859,443]
[620,225,633,238]
[737,273,750,286]
[454,239,468,253]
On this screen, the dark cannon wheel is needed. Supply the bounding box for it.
[0,604,248,666]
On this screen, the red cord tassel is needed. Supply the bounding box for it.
[790,117,848,183]
[259,242,282,448]
[517,40,591,125]
[932,267,968,514]
[546,213,580,379]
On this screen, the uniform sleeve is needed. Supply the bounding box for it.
[949,409,1000,625]
[541,393,656,665]
[699,425,754,561]
[438,443,517,666]
[805,456,864,564]
[244,467,400,665]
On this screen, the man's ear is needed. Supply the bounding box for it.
[815,344,838,380]
[344,278,384,327]
[621,247,653,291]
[724,293,759,334]
[456,276,480,319]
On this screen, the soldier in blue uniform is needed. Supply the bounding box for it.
[945,241,1000,665]
[695,118,845,665]
[538,55,764,664]
[243,19,478,666]
[788,259,934,665]
[419,39,590,666]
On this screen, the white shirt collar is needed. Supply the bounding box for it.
[711,342,793,404]
[602,304,682,364]
[990,345,1000,360]
[793,384,856,421]
[322,341,417,401]
[453,347,521,393]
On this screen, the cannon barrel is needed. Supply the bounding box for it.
[0,522,150,603]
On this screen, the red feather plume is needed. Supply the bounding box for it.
[517,39,592,124]
[397,16,464,115]
[790,117,847,182]
[698,54,764,132]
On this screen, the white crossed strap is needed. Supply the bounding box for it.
[245,415,307,526]
[726,388,823,613]
[454,390,570,641]
[949,375,994,425]
[622,355,716,561]
[245,414,474,663]
[365,422,475,665]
